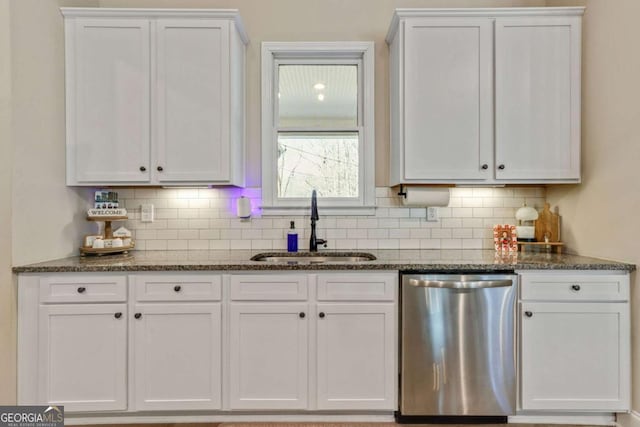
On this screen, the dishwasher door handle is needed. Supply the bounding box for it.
[407,279,513,289]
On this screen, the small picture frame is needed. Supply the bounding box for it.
[493,224,517,252]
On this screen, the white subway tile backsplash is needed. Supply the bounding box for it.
[209,240,230,250]
[167,240,188,250]
[188,219,209,229]
[157,229,178,240]
[146,240,168,250]
[347,229,368,239]
[120,186,546,251]
[462,198,484,208]
[199,229,220,240]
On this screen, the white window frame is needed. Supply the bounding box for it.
[261,42,375,216]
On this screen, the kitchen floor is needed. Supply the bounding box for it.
[78,423,601,427]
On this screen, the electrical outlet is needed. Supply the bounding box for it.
[141,204,154,223]
[426,207,438,222]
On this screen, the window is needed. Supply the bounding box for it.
[261,42,375,215]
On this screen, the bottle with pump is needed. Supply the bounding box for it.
[287,221,298,252]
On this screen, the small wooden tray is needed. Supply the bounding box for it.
[86,215,128,222]
[518,241,564,254]
[80,243,134,256]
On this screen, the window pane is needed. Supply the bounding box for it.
[278,65,357,128]
[277,133,359,198]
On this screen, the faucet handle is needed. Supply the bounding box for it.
[316,239,328,248]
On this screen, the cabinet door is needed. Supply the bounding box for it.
[38,304,127,412]
[520,302,630,411]
[316,304,396,410]
[132,303,222,410]
[402,18,493,181]
[228,303,308,409]
[154,19,230,183]
[68,19,150,184]
[495,17,581,181]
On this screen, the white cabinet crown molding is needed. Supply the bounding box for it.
[386,7,585,42]
[60,8,249,43]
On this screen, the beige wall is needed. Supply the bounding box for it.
[11,0,96,266]
[546,0,640,419]
[0,0,16,405]
[3,0,98,404]
[99,0,545,187]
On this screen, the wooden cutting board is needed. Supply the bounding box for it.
[535,202,560,242]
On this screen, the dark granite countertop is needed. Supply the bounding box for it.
[12,250,636,273]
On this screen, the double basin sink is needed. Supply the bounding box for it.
[251,252,376,264]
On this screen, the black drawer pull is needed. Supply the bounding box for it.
[524,311,533,318]
[571,284,581,291]
[319,312,325,319]
[114,312,122,319]
[299,312,305,319]
[174,285,182,292]
[134,313,142,319]
[77,287,86,293]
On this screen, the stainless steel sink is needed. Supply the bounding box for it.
[251,252,376,263]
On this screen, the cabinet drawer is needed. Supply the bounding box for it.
[39,275,127,303]
[134,274,221,302]
[317,273,397,301]
[520,273,629,301]
[230,275,308,301]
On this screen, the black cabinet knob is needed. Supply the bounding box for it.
[319,312,325,319]
[524,311,533,318]
[498,164,505,170]
[571,284,581,291]
[157,166,164,172]
[299,312,306,319]
[134,313,142,319]
[140,166,146,172]
[77,287,86,293]
[114,312,122,319]
[481,164,488,170]
[174,285,182,292]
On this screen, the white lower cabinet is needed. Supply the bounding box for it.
[316,304,396,410]
[228,303,309,409]
[520,302,629,411]
[38,304,127,412]
[132,303,222,410]
[227,272,398,411]
[519,272,631,412]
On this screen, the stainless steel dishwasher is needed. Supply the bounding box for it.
[400,273,517,420]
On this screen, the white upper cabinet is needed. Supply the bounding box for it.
[396,18,493,182]
[495,17,581,180]
[67,18,151,184]
[387,8,584,185]
[62,8,248,186]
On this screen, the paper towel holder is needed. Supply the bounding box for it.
[397,184,408,199]
[236,196,251,219]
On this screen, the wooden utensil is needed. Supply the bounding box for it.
[535,202,560,243]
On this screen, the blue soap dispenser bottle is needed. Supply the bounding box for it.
[287,221,298,252]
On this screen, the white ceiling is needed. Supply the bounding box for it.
[278,64,358,126]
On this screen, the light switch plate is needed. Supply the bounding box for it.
[426,207,438,222]
[141,204,154,223]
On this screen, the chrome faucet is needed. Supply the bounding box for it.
[309,190,327,252]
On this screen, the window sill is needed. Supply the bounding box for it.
[260,205,376,216]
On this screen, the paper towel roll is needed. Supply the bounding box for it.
[237,196,252,218]
[401,187,450,207]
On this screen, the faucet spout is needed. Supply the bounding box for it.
[311,190,319,221]
[309,190,326,251]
